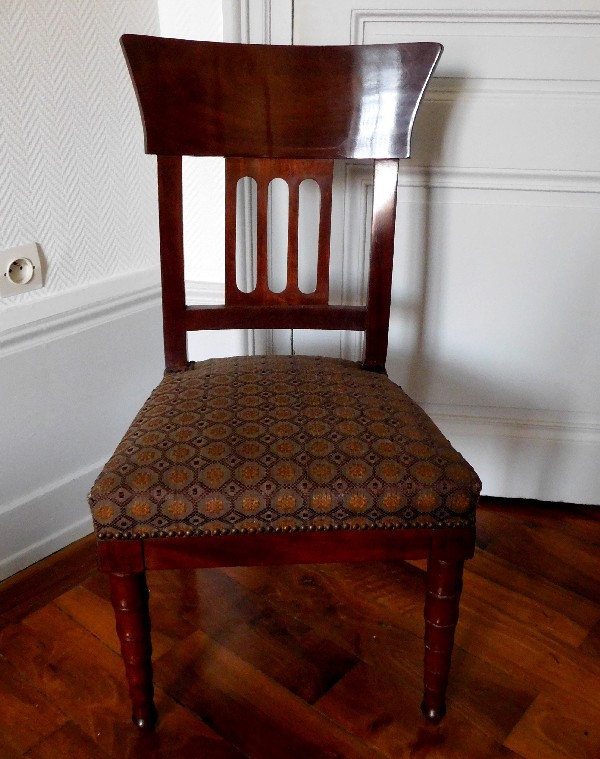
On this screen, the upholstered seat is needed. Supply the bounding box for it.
[90,356,479,540]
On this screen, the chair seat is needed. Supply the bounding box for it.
[90,355,480,540]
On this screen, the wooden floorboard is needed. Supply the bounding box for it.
[0,498,599,758]
[0,534,97,630]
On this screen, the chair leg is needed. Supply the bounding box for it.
[421,556,464,724]
[109,572,158,730]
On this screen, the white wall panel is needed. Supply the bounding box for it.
[293,1,600,503]
[0,281,164,580]
[0,0,245,579]
[0,273,241,580]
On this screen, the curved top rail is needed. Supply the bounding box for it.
[121,35,442,160]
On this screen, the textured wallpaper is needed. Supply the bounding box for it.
[0,0,160,310]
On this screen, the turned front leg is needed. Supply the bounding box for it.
[421,557,464,723]
[109,572,157,729]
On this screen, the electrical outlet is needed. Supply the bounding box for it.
[0,243,43,297]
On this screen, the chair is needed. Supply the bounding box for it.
[90,34,481,730]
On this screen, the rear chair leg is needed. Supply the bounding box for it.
[109,572,158,729]
[421,557,464,724]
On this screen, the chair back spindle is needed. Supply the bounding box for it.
[225,158,334,306]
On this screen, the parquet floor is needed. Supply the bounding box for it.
[0,498,599,758]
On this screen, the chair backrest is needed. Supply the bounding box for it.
[121,35,442,372]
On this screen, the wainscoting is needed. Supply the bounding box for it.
[291,1,600,506]
[0,270,163,580]
[0,272,245,581]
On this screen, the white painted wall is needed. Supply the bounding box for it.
[0,1,163,580]
[0,276,164,579]
[292,0,600,504]
[0,0,234,580]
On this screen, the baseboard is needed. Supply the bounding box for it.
[0,462,100,581]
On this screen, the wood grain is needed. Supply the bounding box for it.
[0,657,66,755]
[122,36,441,159]
[153,628,385,759]
[108,572,157,729]
[504,690,600,759]
[2,498,599,757]
[24,722,109,759]
[0,603,244,758]
[315,662,523,759]
[224,158,334,307]
[0,533,95,630]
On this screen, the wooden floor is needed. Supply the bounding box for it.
[0,498,599,758]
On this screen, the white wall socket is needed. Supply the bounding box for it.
[0,243,44,297]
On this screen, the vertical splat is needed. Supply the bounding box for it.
[225,158,334,306]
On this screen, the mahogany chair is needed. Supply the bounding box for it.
[89,35,481,730]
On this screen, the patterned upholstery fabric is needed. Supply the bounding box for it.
[89,356,480,539]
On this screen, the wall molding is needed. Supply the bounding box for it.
[0,3,160,304]
[426,78,600,99]
[0,515,93,583]
[351,9,600,45]
[0,273,236,358]
[222,0,250,43]
[338,160,600,197]
[185,279,225,305]
[0,274,230,581]
[223,0,292,44]
[185,280,253,354]
[425,403,600,504]
[0,267,161,357]
[350,9,600,98]
[424,403,600,444]
[396,166,600,195]
[0,456,102,520]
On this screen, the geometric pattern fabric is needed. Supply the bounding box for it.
[89,355,481,540]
